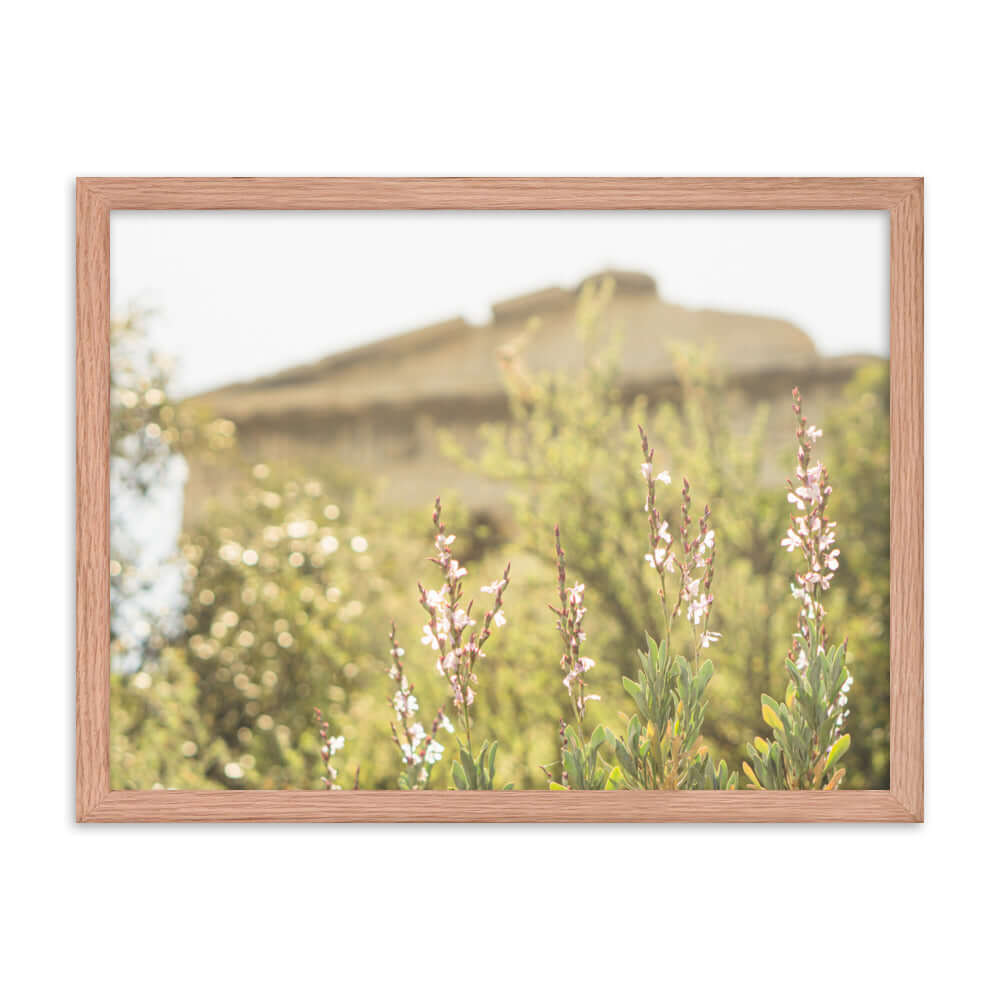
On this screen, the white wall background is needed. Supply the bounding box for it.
[2,2,996,997]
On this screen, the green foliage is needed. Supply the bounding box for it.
[441,278,657,649]
[686,753,739,790]
[110,283,886,792]
[546,724,622,790]
[608,637,734,789]
[744,625,852,790]
[449,739,513,790]
[448,281,888,788]
[822,363,890,785]
[648,352,795,757]
[110,649,227,789]
[177,468,416,788]
[742,389,853,791]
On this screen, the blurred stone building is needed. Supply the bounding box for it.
[185,272,876,520]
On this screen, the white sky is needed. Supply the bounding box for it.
[111,211,889,396]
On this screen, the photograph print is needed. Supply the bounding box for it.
[109,209,889,792]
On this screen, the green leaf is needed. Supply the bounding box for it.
[697,660,714,687]
[826,733,851,772]
[565,751,584,789]
[451,759,468,790]
[614,739,636,779]
[762,704,784,732]
[604,766,625,790]
[761,693,782,714]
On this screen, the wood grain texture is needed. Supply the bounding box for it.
[889,180,924,821]
[76,181,111,820]
[84,790,916,823]
[76,178,924,822]
[79,176,917,211]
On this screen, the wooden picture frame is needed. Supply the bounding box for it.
[77,177,923,822]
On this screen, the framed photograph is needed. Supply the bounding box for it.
[77,177,923,822]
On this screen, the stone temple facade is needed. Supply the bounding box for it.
[185,271,877,520]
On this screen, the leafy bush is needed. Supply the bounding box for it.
[176,468,423,788]
[111,649,227,789]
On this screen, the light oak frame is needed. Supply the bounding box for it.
[77,178,923,822]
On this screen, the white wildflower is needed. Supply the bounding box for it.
[686,592,713,625]
[645,548,669,570]
[452,608,476,630]
[781,529,802,552]
[393,691,419,718]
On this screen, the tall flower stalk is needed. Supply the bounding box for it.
[639,425,719,664]
[744,389,852,790]
[543,528,617,790]
[312,707,349,790]
[782,387,840,660]
[386,623,453,789]
[551,526,597,726]
[417,498,512,790]
[603,429,735,789]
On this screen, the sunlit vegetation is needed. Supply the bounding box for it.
[110,285,888,790]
